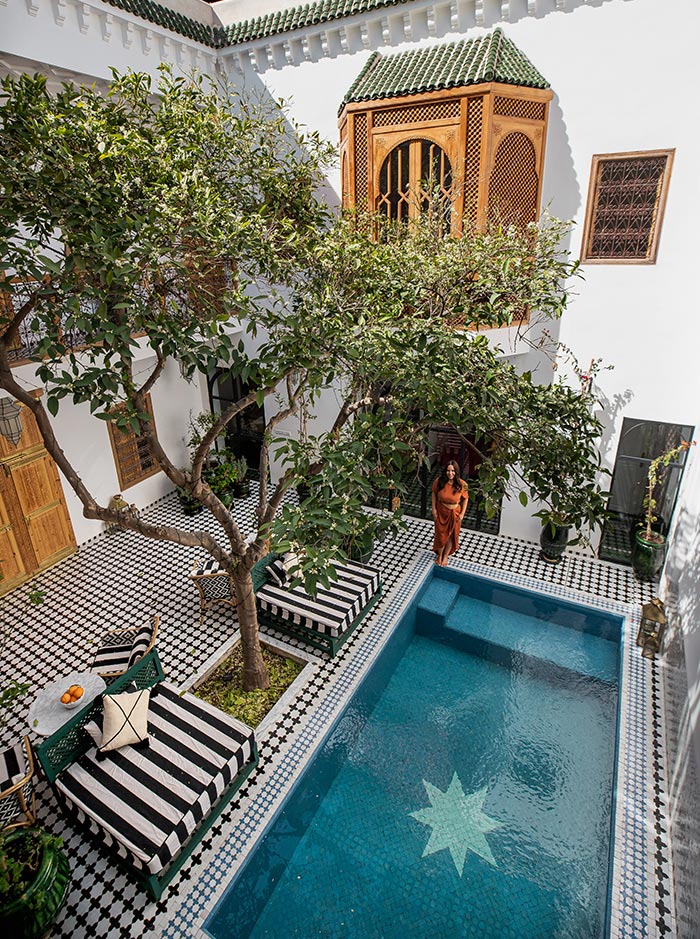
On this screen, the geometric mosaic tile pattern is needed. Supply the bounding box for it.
[0,487,675,939]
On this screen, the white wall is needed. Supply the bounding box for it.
[229,0,699,535]
[9,357,206,544]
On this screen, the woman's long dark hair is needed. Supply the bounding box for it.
[437,459,464,493]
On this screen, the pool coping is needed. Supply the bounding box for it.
[158,550,672,939]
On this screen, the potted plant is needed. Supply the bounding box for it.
[0,827,71,939]
[176,483,204,516]
[231,456,250,498]
[204,456,239,508]
[532,479,610,565]
[632,440,694,581]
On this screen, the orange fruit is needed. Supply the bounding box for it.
[72,686,84,699]
[60,692,71,704]
[68,685,80,695]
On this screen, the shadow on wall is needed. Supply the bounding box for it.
[225,65,341,207]
[596,387,635,471]
[234,0,639,67]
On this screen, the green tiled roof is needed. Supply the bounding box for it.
[341,29,549,107]
[224,1,403,45]
[103,0,226,47]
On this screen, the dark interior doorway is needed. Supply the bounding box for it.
[208,369,266,478]
[599,417,694,564]
[371,423,501,535]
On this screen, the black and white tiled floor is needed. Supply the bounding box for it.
[0,488,675,938]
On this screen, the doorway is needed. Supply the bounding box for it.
[598,417,694,565]
[208,370,266,479]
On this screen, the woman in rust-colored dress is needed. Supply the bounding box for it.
[431,460,469,566]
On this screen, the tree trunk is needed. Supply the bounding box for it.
[233,565,270,691]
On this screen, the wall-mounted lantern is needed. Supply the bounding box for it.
[637,597,666,658]
[0,397,23,446]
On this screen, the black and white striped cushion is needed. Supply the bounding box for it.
[257,560,381,639]
[91,624,153,675]
[54,683,255,876]
[91,641,132,675]
[266,559,287,587]
[127,626,154,670]
[0,741,31,827]
[193,558,221,576]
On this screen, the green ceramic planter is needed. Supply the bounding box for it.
[632,530,666,581]
[539,523,570,564]
[0,830,71,939]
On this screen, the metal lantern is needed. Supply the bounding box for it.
[637,597,666,658]
[0,396,23,446]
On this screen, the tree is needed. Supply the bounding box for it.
[1,69,608,692]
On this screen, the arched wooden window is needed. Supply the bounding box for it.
[377,139,453,224]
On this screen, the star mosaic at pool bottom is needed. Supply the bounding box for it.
[409,773,503,876]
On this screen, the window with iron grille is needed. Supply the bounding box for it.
[108,394,160,490]
[581,150,674,264]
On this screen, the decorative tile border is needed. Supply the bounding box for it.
[158,550,673,939]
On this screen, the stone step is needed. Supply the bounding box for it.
[416,578,460,629]
[418,593,618,685]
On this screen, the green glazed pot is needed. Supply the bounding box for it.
[539,523,570,564]
[632,530,666,581]
[0,831,71,939]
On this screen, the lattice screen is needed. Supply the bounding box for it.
[493,97,545,121]
[373,101,461,127]
[464,97,483,224]
[585,154,670,260]
[353,113,368,207]
[488,132,538,227]
[107,395,159,489]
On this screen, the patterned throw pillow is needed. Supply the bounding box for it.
[99,688,150,753]
[267,558,287,587]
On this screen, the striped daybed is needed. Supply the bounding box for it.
[35,649,258,899]
[253,554,382,656]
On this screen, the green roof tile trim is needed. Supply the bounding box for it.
[224,0,404,45]
[341,29,549,109]
[102,0,227,47]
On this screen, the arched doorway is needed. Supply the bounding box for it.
[208,370,266,479]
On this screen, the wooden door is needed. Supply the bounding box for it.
[0,401,76,595]
[9,452,76,568]
[0,473,31,593]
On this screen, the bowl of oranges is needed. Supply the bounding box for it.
[60,685,85,709]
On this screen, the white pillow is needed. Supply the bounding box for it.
[282,551,302,580]
[99,688,150,753]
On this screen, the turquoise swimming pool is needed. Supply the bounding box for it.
[206,566,623,939]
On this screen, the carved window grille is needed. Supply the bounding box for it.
[373,101,460,127]
[353,113,368,209]
[488,132,539,227]
[1,278,93,364]
[377,139,453,226]
[108,394,160,490]
[464,97,483,224]
[493,97,545,121]
[581,151,674,263]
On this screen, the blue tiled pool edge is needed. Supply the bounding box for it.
[159,552,672,939]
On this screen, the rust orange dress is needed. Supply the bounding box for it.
[432,478,469,561]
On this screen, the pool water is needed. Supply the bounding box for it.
[206,569,622,939]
